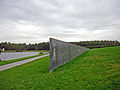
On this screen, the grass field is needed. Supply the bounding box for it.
[0,54,45,66]
[0,46,120,89]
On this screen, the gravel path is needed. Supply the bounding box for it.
[0,54,49,71]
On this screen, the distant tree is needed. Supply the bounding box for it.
[0,40,119,50]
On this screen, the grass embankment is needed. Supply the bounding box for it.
[0,54,46,66]
[0,46,120,89]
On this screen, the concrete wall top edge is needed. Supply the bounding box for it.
[50,38,89,49]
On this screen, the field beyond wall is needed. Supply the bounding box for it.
[0,46,120,89]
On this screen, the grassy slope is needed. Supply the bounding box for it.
[0,54,45,66]
[0,46,120,90]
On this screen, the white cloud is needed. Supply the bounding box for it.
[0,0,120,43]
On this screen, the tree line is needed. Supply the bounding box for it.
[70,40,120,49]
[0,42,49,51]
[0,40,120,51]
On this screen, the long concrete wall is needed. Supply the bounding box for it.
[50,38,89,72]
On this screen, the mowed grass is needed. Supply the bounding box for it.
[0,54,45,66]
[0,46,120,90]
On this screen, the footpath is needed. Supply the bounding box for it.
[0,54,49,71]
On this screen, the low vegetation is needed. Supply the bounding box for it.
[0,46,120,89]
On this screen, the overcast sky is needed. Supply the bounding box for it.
[0,0,120,43]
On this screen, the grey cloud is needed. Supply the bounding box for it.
[0,0,120,43]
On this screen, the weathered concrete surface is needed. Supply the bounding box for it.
[0,54,49,71]
[50,38,89,72]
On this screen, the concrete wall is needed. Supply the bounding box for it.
[50,38,89,72]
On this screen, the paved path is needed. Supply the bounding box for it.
[0,54,49,71]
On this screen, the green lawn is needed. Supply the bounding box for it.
[0,46,120,90]
[0,54,45,66]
